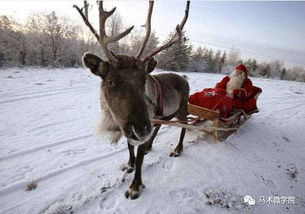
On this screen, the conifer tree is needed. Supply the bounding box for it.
[157,31,191,72]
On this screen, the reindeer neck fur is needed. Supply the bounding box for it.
[96,83,122,143]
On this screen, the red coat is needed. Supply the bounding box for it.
[189,76,262,117]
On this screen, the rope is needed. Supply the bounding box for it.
[150,119,238,133]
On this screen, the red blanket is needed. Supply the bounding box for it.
[189,88,233,118]
[189,76,262,117]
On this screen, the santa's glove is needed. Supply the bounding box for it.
[233,89,246,100]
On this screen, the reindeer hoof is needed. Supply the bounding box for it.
[124,183,145,200]
[169,150,181,157]
[121,164,134,173]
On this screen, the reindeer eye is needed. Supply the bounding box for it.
[107,79,116,88]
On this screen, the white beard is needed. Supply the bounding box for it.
[226,70,245,98]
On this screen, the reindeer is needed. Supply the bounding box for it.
[74,1,190,199]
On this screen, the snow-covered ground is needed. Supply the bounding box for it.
[0,67,304,214]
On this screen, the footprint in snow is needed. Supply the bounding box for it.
[43,201,73,214]
[72,192,83,201]
[286,163,298,181]
[169,188,198,203]
[261,177,278,191]
[276,148,284,153]
[7,149,19,154]
[145,210,161,214]
[294,91,303,95]
[204,188,247,211]
[99,195,119,212]
[162,159,174,170]
[58,148,86,156]
[282,136,290,142]
[112,209,123,214]
[7,166,33,185]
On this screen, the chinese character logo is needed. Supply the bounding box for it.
[244,195,256,206]
[259,196,296,205]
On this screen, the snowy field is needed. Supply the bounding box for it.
[0,67,305,214]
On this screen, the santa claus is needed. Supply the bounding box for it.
[224,64,249,98]
[215,64,262,113]
[189,64,262,117]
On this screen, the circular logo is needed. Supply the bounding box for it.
[244,195,256,206]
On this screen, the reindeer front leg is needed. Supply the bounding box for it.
[125,143,147,199]
[122,141,135,173]
[145,124,161,154]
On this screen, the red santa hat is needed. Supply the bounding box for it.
[234,64,248,77]
[235,64,248,72]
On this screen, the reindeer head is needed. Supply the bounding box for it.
[75,1,189,144]
[83,53,157,142]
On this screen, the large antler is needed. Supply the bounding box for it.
[140,1,190,62]
[73,1,134,66]
[136,1,154,59]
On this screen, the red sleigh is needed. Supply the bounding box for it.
[151,86,262,141]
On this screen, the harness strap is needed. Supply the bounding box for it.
[145,94,157,112]
[149,75,164,116]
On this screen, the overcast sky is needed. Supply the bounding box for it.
[1,1,305,68]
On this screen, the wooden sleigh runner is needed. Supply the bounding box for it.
[151,104,253,141]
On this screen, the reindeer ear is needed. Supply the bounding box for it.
[144,58,157,74]
[82,53,109,78]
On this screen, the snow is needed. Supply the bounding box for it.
[0,67,305,214]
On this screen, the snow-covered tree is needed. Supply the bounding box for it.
[226,47,240,66]
[244,58,258,76]
[257,62,271,77]
[0,15,24,66]
[107,12,124,55]
[42,11,66,65]
[285,66,305,82]
[203,49,216,73]
[189,47,206,72]
[214,50,223,73]
[126,30,159,56]
[1,8,304,83]
[0,15,14,66]
[157,31,191,72]
[269,60,284,79]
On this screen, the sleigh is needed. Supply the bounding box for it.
[151,103,253,141]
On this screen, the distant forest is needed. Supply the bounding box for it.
[1,11,304,82]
